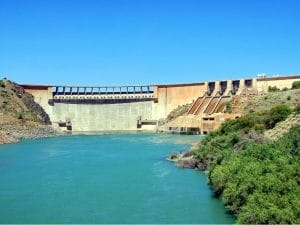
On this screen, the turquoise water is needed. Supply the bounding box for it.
[0,133,235,224]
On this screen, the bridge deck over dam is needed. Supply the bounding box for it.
[52,85,154,97]
[21,74,300,132]
[50,85,156,104]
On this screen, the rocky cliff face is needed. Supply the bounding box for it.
[0,79,56,144]
[0,80,51,125]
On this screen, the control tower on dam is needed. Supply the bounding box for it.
[21,74,300,132]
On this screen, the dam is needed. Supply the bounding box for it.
[21,74,300,133]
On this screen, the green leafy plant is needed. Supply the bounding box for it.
[225,101,232,113]
[294,104,300,114]
[0,80,5,88]
[292,80,300,89]
[15,111,25,119]
[268,85,280,92]
[192,105,299,224]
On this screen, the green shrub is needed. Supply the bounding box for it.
[0,90,9,98]
[295,104,300,114]
[207,125,300,224]
[15,111,25,119]
[264,104,292,129]
[0,80,5,88]
[292,80,300,89]
[225,101,232,113]
[193,105,300,223]
[282,87,289,91]
[268,85,280,92]
[287,95,291,100]
[169,153,178,160]
[254,124,265,133]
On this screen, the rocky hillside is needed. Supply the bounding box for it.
[231,89,300,114]
[0,79,56,144]
[265,113,300,140]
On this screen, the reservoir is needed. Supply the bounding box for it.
[0,133,235,223]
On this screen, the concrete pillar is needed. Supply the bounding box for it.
[204,82,208,94]
[215,81,220,94]
[227,80,232,91]
[236,79,245,95]
[84,87,86,95]
[133,86,136,94]
[77,87,79,95]
[153,85,158,99]
[63,87,66,95]
[225,80,232,95]
[252,78,257,91]
[47,87,53,99]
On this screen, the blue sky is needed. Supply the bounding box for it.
[0,0,299,86]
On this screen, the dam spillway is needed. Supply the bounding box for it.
[50,85,156,131]
[21,75,300,132]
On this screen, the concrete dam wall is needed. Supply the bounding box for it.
[51,101,154,131]
[22,74,300,132]
[22,85,158,131]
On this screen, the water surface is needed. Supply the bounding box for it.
[0,133,235,223]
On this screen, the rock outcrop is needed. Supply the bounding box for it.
[0,79,58,144]
[265,113,300,140]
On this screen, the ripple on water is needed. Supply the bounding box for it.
[0,133,235,224]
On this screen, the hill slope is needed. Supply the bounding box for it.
[0,79,56,144]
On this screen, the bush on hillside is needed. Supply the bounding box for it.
[217,104,291,134]
[0,80,5,88]
[264,104,292,129]
[224,101,232,113]
[15,111,25,120]
[295,104,300,114]
[192,105,299,224]
[206,124,300,224]
[292,80,300,89]
[282,87,289,91]
[268,85,280,92]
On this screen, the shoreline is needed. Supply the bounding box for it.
[166,140,209,170]
[0,128,202,145]
[0,124,61,145]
